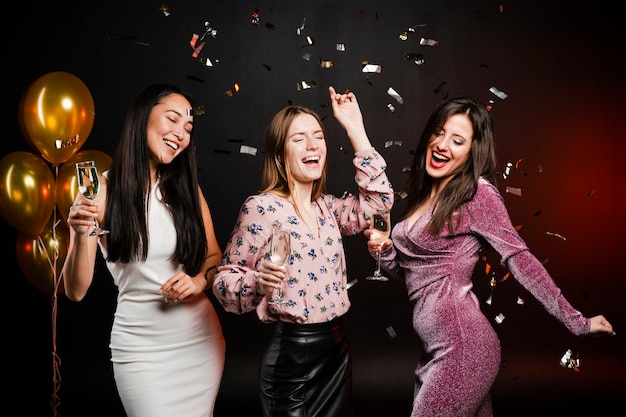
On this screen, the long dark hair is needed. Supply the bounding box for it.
[402,96,496,235]
[104,84,208,276]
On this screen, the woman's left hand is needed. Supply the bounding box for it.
[159,271,204,303]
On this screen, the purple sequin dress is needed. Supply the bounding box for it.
[379,177,590,417]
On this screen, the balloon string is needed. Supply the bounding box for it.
[38,194,63,416]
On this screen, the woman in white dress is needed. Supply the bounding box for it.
[63,84,225,417]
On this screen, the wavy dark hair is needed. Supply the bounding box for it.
[104,84,207,276]
[401,96,497,235]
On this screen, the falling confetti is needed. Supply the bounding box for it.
[387,87,403,104]
[545,231,567,241]
[240,145,257,156]
[559,349,580,371]
[489,86,508,100]
[505,186,522,196]
[362,64,381,73]
[420,37,439,46]
[386,326,397,338]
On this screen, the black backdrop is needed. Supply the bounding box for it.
[5,1,625,416]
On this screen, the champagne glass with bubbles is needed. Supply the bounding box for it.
[366,208,391,281]
[267,228,291,305]
[75,160,109,236]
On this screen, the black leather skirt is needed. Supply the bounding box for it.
[259,318,353,417]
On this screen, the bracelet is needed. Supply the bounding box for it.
[204,265,217,282]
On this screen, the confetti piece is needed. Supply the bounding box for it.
[387,87,403,104]
[502,161,513,179]
[384,141,403,148]
[397,191,408,199]
[516,296,524,305]
[198,57,219,67]
[420,37,439,46]
[305,36,315,46]
[401,167,411,174]
[296,18,306,35]
[336,43,345,51]
[485,294,492,305]
[515,158,524,170]
[505,186,522,196]
[159,4,172,17]
[55,135,81,149]
[297,80,317,90]
[494,313,505,324]
[346,278,358,289]
[560,349,580,371]
[386,326,397,338]
[251,8,260,25]
[489,86,508,100]
[362,64,381,73]
[545,231,567,241]
[240,145,257,156]
[224,82,241,96]
[302,52,312,61]
[192,106,205,116]
[405,53,425,65]
[387,104,395,112]
[586,190,595,197]
[319,58,333,68]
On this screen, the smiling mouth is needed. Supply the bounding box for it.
[164,139,179,150]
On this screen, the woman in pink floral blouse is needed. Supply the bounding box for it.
[213,86,394,417]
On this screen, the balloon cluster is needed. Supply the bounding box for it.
[0,71,111,296]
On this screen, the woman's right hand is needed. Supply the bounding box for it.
[66,196,99,236]
[257,260,286,295]
[364,227,392,255]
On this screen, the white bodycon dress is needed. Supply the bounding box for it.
[98,183,225,417]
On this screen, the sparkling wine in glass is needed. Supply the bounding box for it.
[366,209,391,281]
[267,228,291,305]
[75,160,109,236]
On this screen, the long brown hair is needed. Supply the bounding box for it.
[259,105,328,217]
[402,96,497,235]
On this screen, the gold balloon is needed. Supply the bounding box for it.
[16,215,68,296]
[19,71,95,164]
[56,149,112,224]
[0,151,56,236]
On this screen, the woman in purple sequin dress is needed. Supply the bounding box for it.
[367,96,615,417]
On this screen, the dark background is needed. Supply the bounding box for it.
[4,1,625,416]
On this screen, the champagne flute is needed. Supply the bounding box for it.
[75,160,109,236]
[267,228,291,305]
[366,209,391,281]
